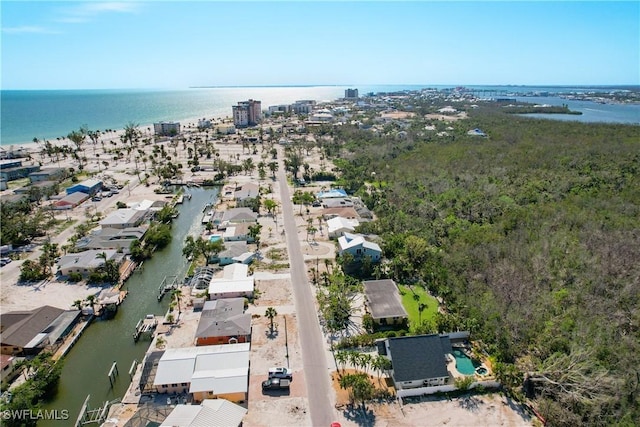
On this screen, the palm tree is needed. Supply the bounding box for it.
[171,288,182,316]
[265,307,277,334]
[335,350,349,374]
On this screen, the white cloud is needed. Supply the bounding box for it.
[2,26,61,35]
[57,1,141,23]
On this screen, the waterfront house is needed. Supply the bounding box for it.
[213,207,258,226]
[208,264,254,300]
[363,279,408,327]
[213,241,254,266]
[194,299,251,346]
[153,343,250,402]
[337,233,382,263]
[160,399,247,427]
[0,306,81,356]
[234,182,260,202]
[75,226,147,254]
[221,223,254,243]
[378,334,452,389]
[99,208,148,229]
[57,249,122,277]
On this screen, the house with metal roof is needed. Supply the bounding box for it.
[208,264,254,300]
[195,298,251,346]
[153,343,250,402]
[327,216,359,239]
[99,208,148,229]
[363,279,408,326]
[75,226,147,253]
[378,334,452,389]
[160,398,247,427]
[337,233,382,262]
[52,191,89,209]
[65,178,102,195]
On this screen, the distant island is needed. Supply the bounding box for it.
[501,102,583,115]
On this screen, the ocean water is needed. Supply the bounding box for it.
[1,85,638,146]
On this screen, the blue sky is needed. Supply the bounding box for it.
[2,1,639,89]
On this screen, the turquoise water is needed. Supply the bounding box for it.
[452,349,479,376]
[209,235,222,242]
[2,85,638,146]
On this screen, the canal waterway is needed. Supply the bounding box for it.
[40,187,219,427]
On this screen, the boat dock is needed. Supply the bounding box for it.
[133,315,159,342]
[157,275,179,301]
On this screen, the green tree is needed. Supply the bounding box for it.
[265,307,277,334]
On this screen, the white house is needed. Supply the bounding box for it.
[57,249,121,277]
[327,216,359,239]
[208,263,254,300]
[337,233,381,262]
[160,399,247,427]
[99,209,147,229]
[153,343,250,402]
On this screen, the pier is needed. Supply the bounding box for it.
[133,315,159,342]
[157,275,179,301]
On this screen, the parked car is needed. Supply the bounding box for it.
[268,367,292,380]
[92,196,102,202]
[262,378,290,390]
[0,258,11,267]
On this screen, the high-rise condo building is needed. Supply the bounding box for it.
[233,99,262,127]
[344,88,359,99]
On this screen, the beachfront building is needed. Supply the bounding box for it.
[0,160,40,182]
[345,88,359,99]
[153,343,250,402]
[0,306,81,356]
[232,100,262,127]
[28,167,68,183]
[195,298,251,346]
[154,121,181,136]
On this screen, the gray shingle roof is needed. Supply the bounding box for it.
[387,334,450,382]
[363,279,408,320]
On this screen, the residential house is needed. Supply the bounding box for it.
[212,208,258,226]
[363,280,408,326]
[213,241,254,266]
[221,223,254,243]
[337,233,382,263]
[99,208,148,229]
[28,167,68,183]
[160,399,247,427]
[75,226,147,254]
[322,207,360,221]
[0,306,81,356]
[153,343,250,402]
[0,160,40,182]
[322,197,354,209]
[208,263,254,300]
[234,182,260,203]
[316,188,348,199]
[327,216,359,239]
[195,298,251,346]
[378,334,452,389]
[52,192,89,209]
[57,249,122,277]
[1,354,18,386]
[66,178,102,196]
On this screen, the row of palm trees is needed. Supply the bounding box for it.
[334,350,392,383]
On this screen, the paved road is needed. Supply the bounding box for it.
[277,164,334,427]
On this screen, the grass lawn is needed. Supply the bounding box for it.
[399,284,439,325]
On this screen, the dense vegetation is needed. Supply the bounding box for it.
[331,106,639,426]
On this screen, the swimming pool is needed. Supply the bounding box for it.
[452,349,480,376]
[209,235,222,242]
